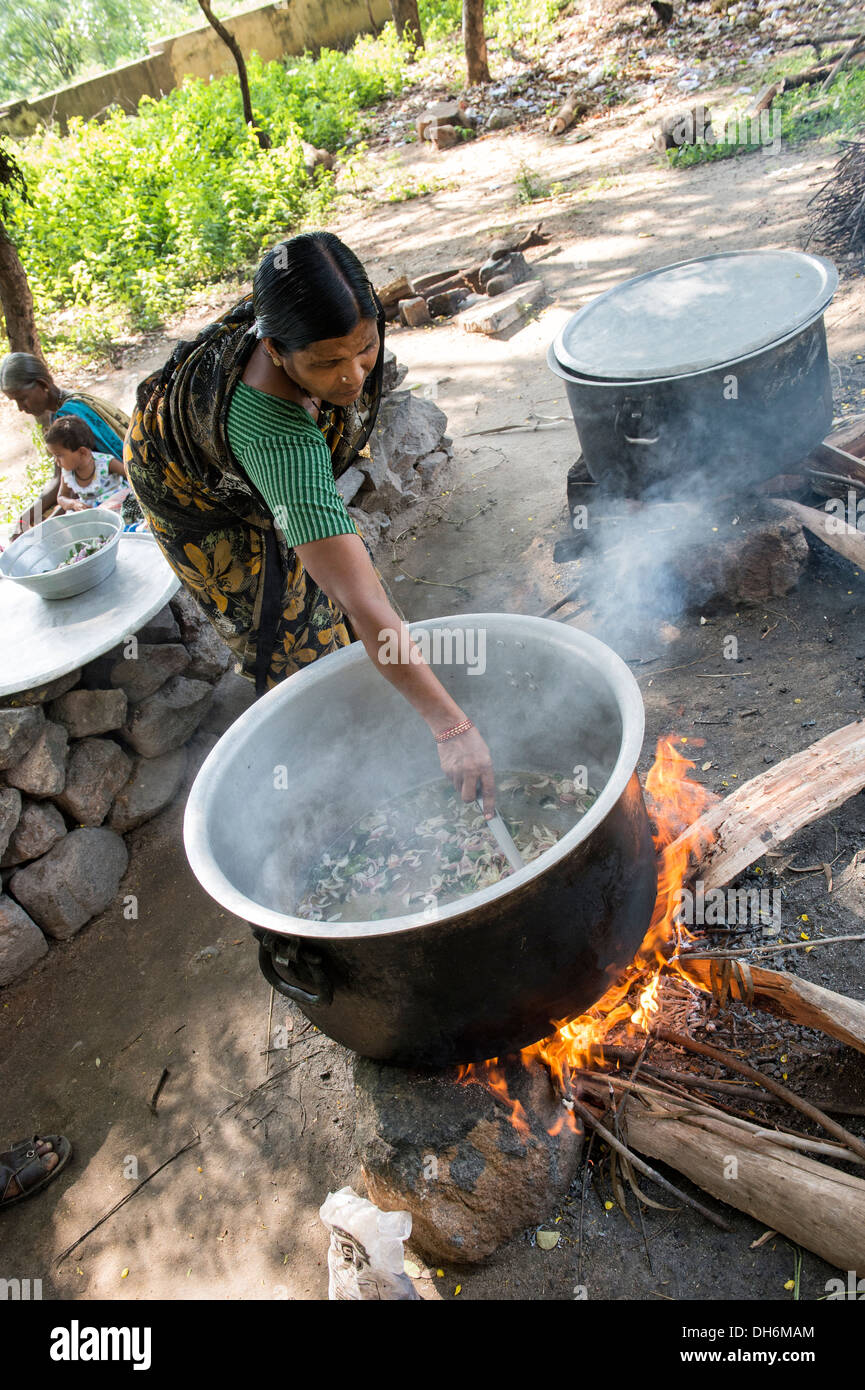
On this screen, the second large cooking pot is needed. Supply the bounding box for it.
[548,250,838,499]
[184,615,657,1065]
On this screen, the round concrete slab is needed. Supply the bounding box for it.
[0,533,180,697]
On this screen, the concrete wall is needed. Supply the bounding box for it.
[0,0,391,137]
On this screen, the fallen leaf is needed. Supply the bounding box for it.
[604,1200,614,1211]
[537,1230,560,1250]
[454,1284,462,1295]
[702,761,712,772]
[784,1278,795,1290]
[404,1260,422,1278]
[120,1268,129,1279]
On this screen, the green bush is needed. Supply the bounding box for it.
[6,40,407,341]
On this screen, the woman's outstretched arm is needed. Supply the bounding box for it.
[296,531,496,816]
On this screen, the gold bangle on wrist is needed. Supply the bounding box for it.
[434,718,474,744]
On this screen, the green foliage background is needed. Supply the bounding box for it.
[6,38,407,347]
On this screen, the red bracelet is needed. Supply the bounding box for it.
[434,718,474,744]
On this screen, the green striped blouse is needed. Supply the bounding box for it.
[226,381,358,549]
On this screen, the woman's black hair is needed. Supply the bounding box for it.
[254,231,383,353]
[253,231,386,439]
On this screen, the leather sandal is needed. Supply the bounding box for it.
[0,1135,72,1209]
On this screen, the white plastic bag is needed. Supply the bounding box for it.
[319,1186,420,1300]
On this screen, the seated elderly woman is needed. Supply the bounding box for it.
[0,352,130,536]
[126,231,496,813]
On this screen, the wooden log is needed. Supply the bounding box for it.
[622,1090,865,1273]
[781,63,833,90]
[411,267,461,296]
[822,32,865,89]
[674,719,865,890]
[376,275,413,308]
[769,496,865,569]
[809,440,865,482]
[825,413,865,458]
[745,81,783,117]
[549,87,589,136]
[679,958,865,1057]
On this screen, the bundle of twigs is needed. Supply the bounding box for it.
[807,139,865,266]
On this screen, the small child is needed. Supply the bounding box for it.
[43,416,130,513]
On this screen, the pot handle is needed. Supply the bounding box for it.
[616,397,660,446]
[253,929,334,1007]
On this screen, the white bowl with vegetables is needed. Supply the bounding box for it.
[0,508,124,599]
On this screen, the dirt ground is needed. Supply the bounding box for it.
[2,95,865,1303]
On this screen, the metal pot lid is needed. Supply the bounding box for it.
[552,250,839,382]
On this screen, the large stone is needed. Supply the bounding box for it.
[0,895,48,986]
[431,122,459,149]
[479,251,530,291]
[348,509,391,547]
[359,467,417,513]
[0,707,45,769]
[368,391,449,483]
[674,510,810,606]
[182,626,231,682]
[354,1055,583,1264]
[486,106,517,130]
[0,669,80,709]
[49,688,128,738]
[416,101,468,141]
[121,675,214,757]
[382,347,408,395]
[55,738,132,827]
[458,279,545,336]
[170,589,232,681]
[415,451,450,486]
[110,643,190,702]
[427,287,470,317]
[335,466,366,506]
[1,798,66,867]
[9,827,128,939]
[108,748,187,832]
[137,603,181,644]
[0,787,22,859]
[4,722,68,797]
[200,670,257,737]
[399,297,433,329]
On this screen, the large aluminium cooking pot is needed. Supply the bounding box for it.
[184,615,657,1065]
[548,250,839,499]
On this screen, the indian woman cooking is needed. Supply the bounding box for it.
[124,232,496,814]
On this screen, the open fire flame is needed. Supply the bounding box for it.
[458,736,719,1116]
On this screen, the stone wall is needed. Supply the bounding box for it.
[0,0,391,137]
[0,588,234,985]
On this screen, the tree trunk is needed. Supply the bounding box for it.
[463,0,490,86]
[389,0,424,49]
[196,0,271,150]
[0,229,42,358]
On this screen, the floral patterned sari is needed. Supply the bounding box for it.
[125,296,389,695]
